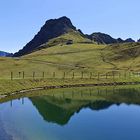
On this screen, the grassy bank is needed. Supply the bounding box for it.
[1,75,140,96]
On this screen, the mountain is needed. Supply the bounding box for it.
[0,51,13,57]
[117,38,124,43]
[86,32,118,44]
[117,38,135,43]
[124,38,135,43]
[86,33,135,44]
[138,39,140,42]
[13,16,137,57]
[14,16,87,57]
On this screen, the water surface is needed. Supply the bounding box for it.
[1,86,140,140]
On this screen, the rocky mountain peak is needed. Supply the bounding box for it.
[14,16,77,57]
[124,38,135,43]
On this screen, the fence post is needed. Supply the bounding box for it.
[19,72,21,78]
[11,72,13,80]
[33,72,35,79]
[23,71,25,79]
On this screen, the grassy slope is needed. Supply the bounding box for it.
[39,30,92,49]
[0,43,107,79]
[5,42,140,77]
[1,41,140,94]
[103,42,140,71]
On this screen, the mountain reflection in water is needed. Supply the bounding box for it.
[24,87,140,125]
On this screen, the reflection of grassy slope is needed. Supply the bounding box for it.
[27,86,140,125]
[29,86,140,106]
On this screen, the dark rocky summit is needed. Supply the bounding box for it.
[14,16,77,57]
[124,38,135,43]
[87,32,118,44]
[117,38,135,43]
[87,33,135,44]
[117,38,124,43]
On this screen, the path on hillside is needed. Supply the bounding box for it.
[98,46,118,70]
[100,47,139,71]
[22,58,86,69]
[22,46,132,72]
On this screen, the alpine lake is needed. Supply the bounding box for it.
[1,86,140,140]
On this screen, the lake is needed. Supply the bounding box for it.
[0,86,140,140]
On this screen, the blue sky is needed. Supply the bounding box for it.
[0,0,140,53]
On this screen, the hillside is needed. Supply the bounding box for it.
[23,41,140,73]
[1,42,140,80]
[38,30,91,50]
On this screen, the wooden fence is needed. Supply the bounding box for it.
[9,71,140,80]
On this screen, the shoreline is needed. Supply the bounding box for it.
[1,81,140,100]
